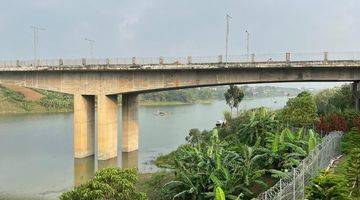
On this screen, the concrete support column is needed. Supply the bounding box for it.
[122,93,139,152]
[97,94,118,160]
[353,81,360,112]
[74,94,95,158]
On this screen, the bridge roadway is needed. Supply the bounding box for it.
[1,57,360,160]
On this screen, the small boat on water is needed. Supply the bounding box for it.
[154,109,169,116]
[215,119,226,127]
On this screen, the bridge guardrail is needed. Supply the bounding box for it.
[1,51,360,67]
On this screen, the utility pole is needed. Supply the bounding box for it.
[30,25,46,63]
[85,38,95,58]
[225,14,232,65]
[245,30,250,61]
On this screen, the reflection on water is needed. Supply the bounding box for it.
[74,151,139,186]
[98,157,118,170]
[0,97,292,199]
[122,151,139,169]
[74,156,95,186]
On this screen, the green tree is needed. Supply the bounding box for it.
[306,170,349,200]
[60,168,146,200]
[315,84,355,115]
[224,85,244,115]
[346,148,360,197]
[281,91,317,127]
[235,107,280,146]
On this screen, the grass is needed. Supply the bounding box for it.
[136,172,174,200]
[0,87,73,114]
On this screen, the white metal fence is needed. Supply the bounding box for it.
[257,131,342,200]
[1,51,360,67]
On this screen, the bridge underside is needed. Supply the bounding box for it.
[1,64,360,160]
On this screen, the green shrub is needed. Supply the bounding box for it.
[306,170,349,200]
[60,168,146,200]
[341,129,360,154]
[38,90,73,111]
[281,91,318,127]
[346,148,360,197]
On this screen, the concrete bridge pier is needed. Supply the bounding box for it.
[97,94,118,160]
[122,93,139,152]
[73,95,95,158]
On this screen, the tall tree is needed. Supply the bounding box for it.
[224,85,244,115]
[281,91,317,127]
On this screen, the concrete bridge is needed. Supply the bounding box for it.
[1,51,360,160]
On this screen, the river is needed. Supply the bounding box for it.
[0,96,291,199]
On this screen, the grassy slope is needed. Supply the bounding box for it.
[0,87,68,114]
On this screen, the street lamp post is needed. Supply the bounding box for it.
[85,38,95,58]
[245,30,250,61]
[225,14,232,65]
[30,25,46,64]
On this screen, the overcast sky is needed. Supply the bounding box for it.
[1,0,358,88]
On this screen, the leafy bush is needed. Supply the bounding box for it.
[60,168,146,200]
[315,84,354,115]
[230,107,281,146]
[162,130,262,199]
[315,114,348,135]
[341,129,360,154]
[346,148,360,197]
[39,90,73,111]
[281,91,318,127]
[265,128,318,174]
[306,170,349,200]
[353,116,360,133]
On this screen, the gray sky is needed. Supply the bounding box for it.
[1,0,358,88]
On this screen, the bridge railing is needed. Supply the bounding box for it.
[1,51,360,67]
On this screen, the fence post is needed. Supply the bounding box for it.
[302,164,305,199]
[218,55,223,63]
[324,52,328,62]
[251,54,255,62]
[286,52,291,62]
[159,57,164,64]
[187,56,192,64]
[293,168,296,200]
[264,191,267,200]
[279,179,282,199]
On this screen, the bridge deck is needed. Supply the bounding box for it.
[1,60,360,72]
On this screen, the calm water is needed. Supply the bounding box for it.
[0,97,291,199]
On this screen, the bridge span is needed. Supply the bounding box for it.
[1,52,360,160]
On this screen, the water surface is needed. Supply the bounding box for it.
[0,97,290,199]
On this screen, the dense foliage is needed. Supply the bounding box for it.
[315,84,354,115]
[38,90,73,111]
[315,114,348,135]
[306,170,349,200]
[281,91,318,127]
[60,168,146,200]
[346,148,360,197]
[155,105,321,199]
